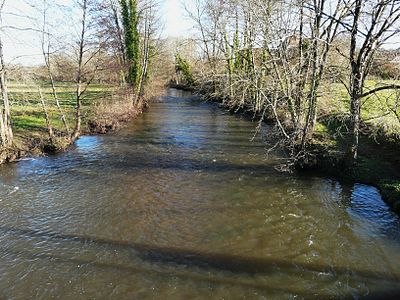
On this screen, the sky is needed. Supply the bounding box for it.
[3,0,399,66]
[2,0,75,65]
[2,0,193,65]
[162,0,193,38]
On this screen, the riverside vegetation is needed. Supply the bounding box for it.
[0,0,163,163]
[174,0,400,212]
[9,82,137,155]
[1,0,400,213]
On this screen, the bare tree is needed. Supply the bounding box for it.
[40,0,70,136]
[341,0,400,166]
[72,0,103,141]
[0,0,12,148]
[137,0,160,98]
[96,0,127,84]
[184,0,223,74]
[38,87,54,142]
[71,0,87,140]
[186,0,350,166]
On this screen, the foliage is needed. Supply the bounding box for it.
[120,0,141,87]
[185,0,400,169]
[175,53,194,86]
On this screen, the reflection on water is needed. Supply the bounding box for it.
[0,89,399,299]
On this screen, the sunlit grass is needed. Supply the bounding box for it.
[320,80,400,136]
[8,81,114,138]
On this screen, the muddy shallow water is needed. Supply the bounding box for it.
[0,89,399,299]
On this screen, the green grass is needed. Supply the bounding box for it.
[8,81,116,141]
[310,128,400,212]
[357,152,400,212]
[314,81,400,212]
[320,80,400,137]
[381,182,400,211]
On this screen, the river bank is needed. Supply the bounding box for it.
[0,112,140,165]
[0,83,155,165]
[3,83,399,214]
[305,131,400,213]
[179,84,400,214]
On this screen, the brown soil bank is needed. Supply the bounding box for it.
[87,106,142,134]
[0,147,25,164]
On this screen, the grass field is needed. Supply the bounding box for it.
[319,80,400,137]
[314,80,400,211]
[8,81,116,142]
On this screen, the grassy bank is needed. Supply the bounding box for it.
[10,81,113,135]
[182,79,400,214]
[311,121,400,213]
[309,80,400,212]
[4,81,143,161]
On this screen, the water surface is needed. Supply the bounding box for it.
[0,89,399,299]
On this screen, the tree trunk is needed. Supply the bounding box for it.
[0,108,6,147]
[48,71,70,135]
[72,84,82,141]
[345,0,362,168]
[39,88,54,142]
[72,0,87,141]
[120,0,140,88]
[0,34,12,147]
[346,71,362,166]
[138,2,150,98]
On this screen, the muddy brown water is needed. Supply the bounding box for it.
[0,89,399,299]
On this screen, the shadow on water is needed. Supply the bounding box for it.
[0,225,399,286]
[2,90,400,299]
[3,249,400,300]
[103,152,277,174]
[123,139,267,150]
[1,249,345,299]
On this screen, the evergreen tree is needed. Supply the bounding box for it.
[175,53,194,86]
[120,0,140,87]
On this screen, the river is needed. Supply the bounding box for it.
[0,89,399,299]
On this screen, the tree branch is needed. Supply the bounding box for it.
[360,84,400,99]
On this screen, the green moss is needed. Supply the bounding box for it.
[315,122,328,134]
[380,182,400,203]
[175,53,194,86]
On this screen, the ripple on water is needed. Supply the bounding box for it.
[0,91,399,299]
